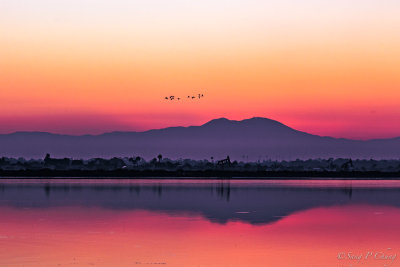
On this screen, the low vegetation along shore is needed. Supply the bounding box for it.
[0,154,399,178]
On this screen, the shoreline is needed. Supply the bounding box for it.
[1,170,400,179]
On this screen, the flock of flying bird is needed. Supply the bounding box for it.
[164,93,204,101]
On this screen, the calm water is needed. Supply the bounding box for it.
[0,179,400,267]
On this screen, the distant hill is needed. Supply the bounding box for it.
[0,117,399,160]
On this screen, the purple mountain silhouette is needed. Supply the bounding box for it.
[0,117,399,160]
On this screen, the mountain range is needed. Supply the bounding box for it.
[0,117,399,160]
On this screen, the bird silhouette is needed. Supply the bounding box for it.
[164,93,204,101]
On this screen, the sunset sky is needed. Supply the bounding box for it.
[1,0,399,139]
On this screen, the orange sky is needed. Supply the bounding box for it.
[1,0,399,139]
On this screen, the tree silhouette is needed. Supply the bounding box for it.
[157,154,163,163]
[44,153,51,165]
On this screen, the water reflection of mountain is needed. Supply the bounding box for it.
[1,180,400,225]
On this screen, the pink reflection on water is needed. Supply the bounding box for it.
[0,204,399,266]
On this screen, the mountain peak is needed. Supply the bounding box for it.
[241,117,283,124]
[202,117,288,128]
[202,117,232,126]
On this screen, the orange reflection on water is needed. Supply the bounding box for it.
[0,205,399,267]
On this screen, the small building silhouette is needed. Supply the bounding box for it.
[217,156,231,166]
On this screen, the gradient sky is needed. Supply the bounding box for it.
[1,0,399,139]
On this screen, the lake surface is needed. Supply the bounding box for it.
[0,179,399,266]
